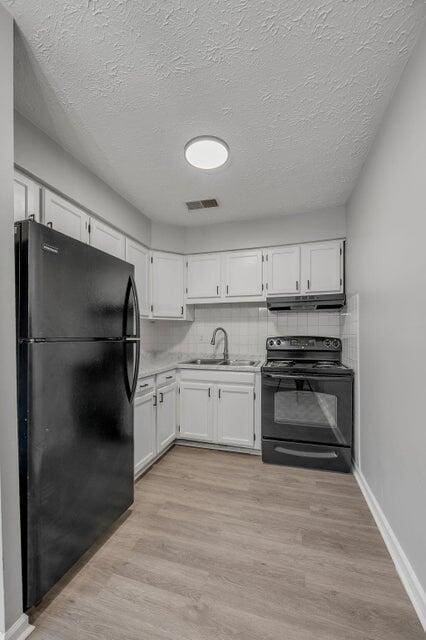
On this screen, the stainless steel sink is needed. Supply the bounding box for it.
[181,358,259,367]
[182,358,225,365]
[221,359,259,366]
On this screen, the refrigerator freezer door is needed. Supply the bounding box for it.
[16,220,135,339]
[18,340,134,609]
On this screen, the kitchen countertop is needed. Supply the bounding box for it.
[138,352,264,378]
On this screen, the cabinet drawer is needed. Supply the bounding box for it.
[261,439,351,473]
[157,370,177,388]
[179,369,254,385]
[136,376,155,395]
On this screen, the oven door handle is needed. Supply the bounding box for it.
[274,445,338,459]
[263,374,346,381]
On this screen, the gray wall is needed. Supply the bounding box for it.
[14,112,152,246]
[347,26,426,596]
[0,4,25,634]
[151,220,186,253]
[184,206,346,253]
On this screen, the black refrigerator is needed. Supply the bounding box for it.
[15,219,140,610]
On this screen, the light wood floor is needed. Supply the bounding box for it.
[29,446,424,640]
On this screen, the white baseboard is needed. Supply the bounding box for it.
[353,465,426,631]
[175,439,261,456]
[1,614,34,640]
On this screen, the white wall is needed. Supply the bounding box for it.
[150,220,186,253]
[346,23,426,619]
[0,5,28,638]
[184,206,346,253]
[14,112,151,246]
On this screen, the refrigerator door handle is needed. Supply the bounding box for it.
[124,274,141,404]
[125,274,141,339]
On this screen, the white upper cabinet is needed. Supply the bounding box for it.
[151,251,184,318]
[265,245,301,296]
[186,253,221,300]
[14,171,40,221]
[301,240,343,294]
[44,190,90,243]
[223,249,264,299]
[125,239,150,317]
[89,218,125,259]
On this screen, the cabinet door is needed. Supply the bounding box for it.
[44,190,90,243]
[134,391,156,475]
[126,239,150,317]
[151,251,184,318]
[223,250,263,298]
[179,382,213,441]
[157,383,177,451]
[266,245,301,295]
[301,240,343,294]
[14,171,40,221]
[217,385,254,447]
[186,253,221,299]
[89,218,125,259]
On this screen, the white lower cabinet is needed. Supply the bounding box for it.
[217,385,254,447]
[134,391,156,475]
[179,371,256,448]
[179,382,213,441]
[157,383,178,450]
[134,372,177,476]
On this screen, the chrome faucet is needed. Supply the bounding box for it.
[210,327,229,361]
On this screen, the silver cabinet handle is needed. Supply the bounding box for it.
[139,383,148,388]
[46,221,53,228]
[166,375,173,380]
[296,280,299,290]
[159,392,164,403]
[274,446,338,459]
[216,285,219,295]
[153,394,157,407]
[307,279,310,290]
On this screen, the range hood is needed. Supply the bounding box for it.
[267,293,346,312]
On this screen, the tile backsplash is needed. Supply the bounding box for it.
[141,304,341,357]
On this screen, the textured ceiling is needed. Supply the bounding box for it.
[6,0,426,225]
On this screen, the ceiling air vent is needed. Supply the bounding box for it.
[186,198,219,211]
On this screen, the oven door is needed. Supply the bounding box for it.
[261,373,353,446]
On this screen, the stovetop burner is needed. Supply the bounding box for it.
[262,359,352,376]
[262,336,353,377]
[313,361,337,369]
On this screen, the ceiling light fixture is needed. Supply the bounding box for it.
[184,136,229,169]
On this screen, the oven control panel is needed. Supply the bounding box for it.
[267,336,341,351]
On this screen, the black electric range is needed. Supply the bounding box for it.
[261,336,354,473]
